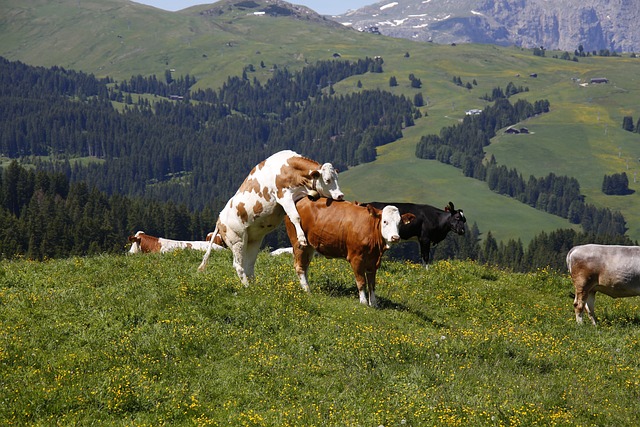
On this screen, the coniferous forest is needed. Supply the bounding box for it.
[0,56,633,270]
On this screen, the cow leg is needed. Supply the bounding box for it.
[278,194,308,247]
[242,241,262,284]
[293,246,315,292]
[230,243,249,285]
[419,239,432,268]
[365,271,377,308]
[584,292,597,326]
[352,268,369,305]
[573,274,598,325]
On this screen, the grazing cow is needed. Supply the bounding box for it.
[128,231,222,254]
[285,197,415,307]
[198,150,344,284]
[567,244,640,325]
[359,201,466,266]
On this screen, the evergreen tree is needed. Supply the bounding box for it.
[622,116,635,132]
[413,93,424,107]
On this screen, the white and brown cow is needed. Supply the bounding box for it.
[284,197,414,307]
[128,231,223,254]
[198,150,344,284]
[567,244,640,325]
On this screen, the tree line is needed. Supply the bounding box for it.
[0,161,217,260]
[1,56,417,212]
[415,97,627,237]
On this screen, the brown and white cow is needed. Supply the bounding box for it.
[284,197,414,307]
[128,231,223,254]
[198,150,344,284]
[567,244,640,325]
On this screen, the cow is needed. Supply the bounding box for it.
[198,150,344,284]
[128,231,223,254]
[284,197,415,307]
[270,247,294,256]
[567,244,640,325]
[358,201,466,267]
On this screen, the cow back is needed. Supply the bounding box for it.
[288,197,384,259]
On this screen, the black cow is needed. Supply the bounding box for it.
[359,201,466,266]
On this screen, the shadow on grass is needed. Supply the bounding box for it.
[316,279,449,329]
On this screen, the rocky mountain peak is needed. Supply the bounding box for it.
[334,0,640,52]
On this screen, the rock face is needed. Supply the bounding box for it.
[334,0,640,52]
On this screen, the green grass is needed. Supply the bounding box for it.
[3,250,640,425]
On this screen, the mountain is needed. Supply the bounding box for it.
[335,0,640,52]
[0,0,353,89]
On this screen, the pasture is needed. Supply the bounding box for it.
[2,250,640,425]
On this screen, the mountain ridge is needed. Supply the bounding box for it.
[335,0,640,52]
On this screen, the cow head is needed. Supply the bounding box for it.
[445,201,466,235]
[309,162,344,201]
[375,205,404,248]
[127,232,143,254]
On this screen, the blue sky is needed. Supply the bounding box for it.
[133,0,376,16]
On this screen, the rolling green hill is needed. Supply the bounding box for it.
[2,0,640,242]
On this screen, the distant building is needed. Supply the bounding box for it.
[466,109,482,116]
[504,127,530,135]
[590,77,609,84]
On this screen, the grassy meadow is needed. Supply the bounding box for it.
[3,249,640,425]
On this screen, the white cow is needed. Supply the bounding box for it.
[198,150,344,284]
[128,231,222,254]
[567,244,640,325]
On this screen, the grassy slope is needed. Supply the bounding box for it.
[3,1,640,241]
[2,250,640,425]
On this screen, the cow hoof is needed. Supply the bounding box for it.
[297,238,308,248]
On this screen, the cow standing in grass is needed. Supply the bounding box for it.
[198,150,344,284]
[285,197,414,307]
[358,201,466,266]
[567,244,640,325]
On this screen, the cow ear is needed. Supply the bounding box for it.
[310,170,321,178]
[445,201,455,212]
[367,205,379,217]
[402,213,416,224]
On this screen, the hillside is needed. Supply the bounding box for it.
[2,0,640,244]
[3,251,640,425]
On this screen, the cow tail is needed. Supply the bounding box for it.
[566,247,576,274]
[198,226,219,272]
